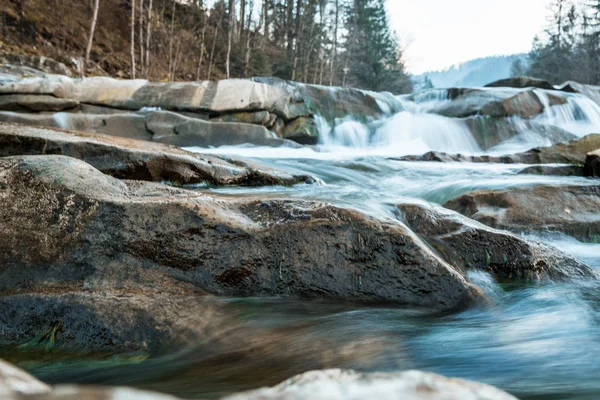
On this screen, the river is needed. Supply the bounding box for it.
[5,87,600,400]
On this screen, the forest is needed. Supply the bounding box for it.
[0,0,412,93]
[516,0,600,85]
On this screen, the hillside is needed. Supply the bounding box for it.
[414,54,527,89]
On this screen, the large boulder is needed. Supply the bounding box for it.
[432,87,567,119]
[0,123,312,186]
[445,185,600,241]
[485,76,555,90]
[224,369,518,400]
[396,201,595,281]
[585,149,600,177]
[0,359,51,398]
[0,155,485,318]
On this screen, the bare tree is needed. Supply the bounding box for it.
[139,0,145,72]
[225,0,235,78]
[196,9,208,81]
[84,0,100,76]
[243,0,254,77]
[168,0,176,81]
[329,0,338,86]
[144,0,153,78]
[208,9,225,80]
[131,0,136,79]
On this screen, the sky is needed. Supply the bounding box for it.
[387,0,550,74]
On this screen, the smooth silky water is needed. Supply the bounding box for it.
[5,89,600,400]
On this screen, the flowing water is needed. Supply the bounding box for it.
[5,88,600,399]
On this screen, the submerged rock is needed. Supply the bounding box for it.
[397,201,595,281]
[0,156,484,321]
[0,122,310,186]
[445,185,600,241]
[585,149,600,177]
[224,369,518,400]
[0,359,51,398]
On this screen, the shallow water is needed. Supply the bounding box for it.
[4,91,600,399]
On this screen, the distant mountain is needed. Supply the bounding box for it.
[413,54,528,90]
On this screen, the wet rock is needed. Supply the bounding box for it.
[393,134,600,166]
[211,111,272,125]
[0,95,79,112]
[485,76,555,90]
[585,149,600,177]
[223,369,518,400]
[432,87,566,119]
[444,185,600,241]
[0,155,484,315]
[397,201,595,281]
[0,359,51,398]
[559,81,600,106]
[518,165,584,176]
[281,117,320,145]
[0,122,311,186]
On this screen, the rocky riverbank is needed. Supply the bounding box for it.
[2,57,600,399]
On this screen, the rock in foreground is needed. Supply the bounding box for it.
[224,369,518,400]
[0,359,50,398]
[0,155,484,333]
[445,185,600,241]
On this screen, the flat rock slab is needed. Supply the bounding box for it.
[0,94,79,112]
[0,122,312,186]
[0,359,51,398]
[445,185,600,241]
[224,369,518,400]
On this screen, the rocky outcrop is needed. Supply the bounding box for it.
[396,201,596,281]
[432,87,567,119]
[0,74,400,146]
[224,369,518,400]
[0,359,51,398]
[0,123,312,186]
[445,185,600,241]
[0,156,485,325]
[0,110,294,147]
[0,53,73,78]
[585,149,600,177]
[485,76,555,90]
[393,134,600,171]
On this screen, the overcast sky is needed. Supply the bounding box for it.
[387,0,550,74]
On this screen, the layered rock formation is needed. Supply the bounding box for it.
[445,185,600,241]
[0,74,400,146]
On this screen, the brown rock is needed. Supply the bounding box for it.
[444,185,600,241]
[0,122,311,186]
[585,149,600,177]
[397,201,596,281]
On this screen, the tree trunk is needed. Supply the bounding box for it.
[208,10,224,80]
[139,0,144,73]
[329,0,338,86]
[145,0,153,78]
[243,0,254,77]
[226,0,235,78]
[196,11,208,81]
[130,0,136,79]
[263,0,269,40]
[168,0,176,81]
[240,0,246,38]
[84,0,100,76]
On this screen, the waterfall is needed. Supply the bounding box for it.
[534,89,600,137]
[317,89,480,155]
